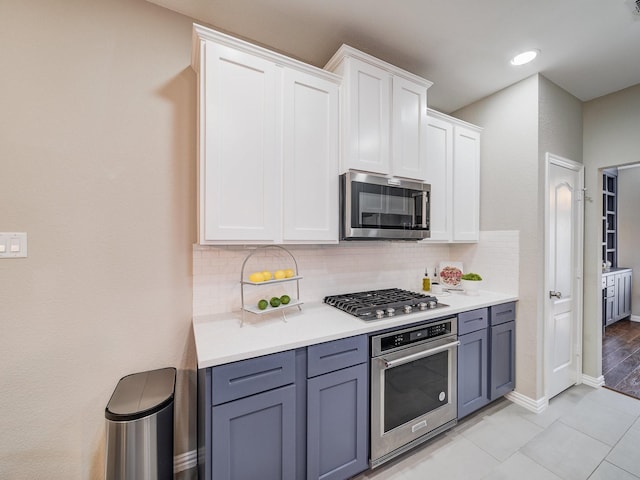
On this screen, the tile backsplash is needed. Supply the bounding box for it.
[193,231,519,316]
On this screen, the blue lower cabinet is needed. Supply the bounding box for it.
[200,338,369,480]
[212,384,297,480]
[307,363,369,480]
[457,302,516,419]
[457,328,489,419]
[489,320,515,400]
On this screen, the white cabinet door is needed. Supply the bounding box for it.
[282,69,339,243]
[425,115,453,241]
[342,58,391,175]
[326,45,432,181]
[392,76,428,181]
[201,42,279,243]
[424,111,481,243]
[452,125,481,242]
[194,25,341,245]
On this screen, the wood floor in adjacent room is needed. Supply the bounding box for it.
[603,319,640,399]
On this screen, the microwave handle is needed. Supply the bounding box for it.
[414,191,427,228]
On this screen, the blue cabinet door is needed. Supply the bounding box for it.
[490,321,515,400]
[457,328,489,418]
[307,363,369,480]
[212,385,297,480]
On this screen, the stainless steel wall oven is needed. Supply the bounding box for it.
[370,317,459,468]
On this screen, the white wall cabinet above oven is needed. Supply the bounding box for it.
[424,110,482,243]
[192,24,340,245]
[325,45,432,181]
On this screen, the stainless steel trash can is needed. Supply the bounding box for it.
[105,367,176,480]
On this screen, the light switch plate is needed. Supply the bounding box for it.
[0,232,27,258]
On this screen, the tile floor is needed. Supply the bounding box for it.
[354,385,640,480]
[603,319,640,398]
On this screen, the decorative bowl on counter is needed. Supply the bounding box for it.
[460,272,483,296]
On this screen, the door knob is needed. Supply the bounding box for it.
[549,290,562,299]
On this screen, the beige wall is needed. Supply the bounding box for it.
[539,75,583,164]
[453,75,541,400]
[0,1,196,478]
[583,84,640,378]
[453,74,583,402]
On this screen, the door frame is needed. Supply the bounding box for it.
[543,152,585,399]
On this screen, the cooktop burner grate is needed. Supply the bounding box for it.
[324,288,445,319]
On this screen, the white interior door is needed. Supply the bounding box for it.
[545,153,584,399]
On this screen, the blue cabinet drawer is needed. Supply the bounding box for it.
[211,350,296,405]
[458,308,489,335]
[490,302,516,326]
[307,335,368,378]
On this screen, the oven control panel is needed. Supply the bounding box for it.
[377,318,454,353]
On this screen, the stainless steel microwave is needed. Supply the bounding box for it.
[340,171,430,240]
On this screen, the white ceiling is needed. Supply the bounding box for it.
[148,0,640,113]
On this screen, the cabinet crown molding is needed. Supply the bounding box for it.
[325,44,433,89]
[427,108,483,132]
[191,23,340,84]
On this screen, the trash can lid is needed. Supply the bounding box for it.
[105,367,176,421]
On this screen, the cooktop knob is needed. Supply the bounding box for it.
[403,305,413,314]
[386,307,395,316]
[418,302,428,310]
[375,309,385,319]
[428,301,437,309]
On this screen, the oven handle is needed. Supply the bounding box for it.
[381,340,460,369]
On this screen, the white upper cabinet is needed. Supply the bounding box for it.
[392,76,429,180]
[338,57,391,175]
[192,25,340,244]
[282,69,339,243]
[425,115,453,242]
[325,45,431,181]
[425,110,481,243]
[199,42,279,243]
[452,124,481,242]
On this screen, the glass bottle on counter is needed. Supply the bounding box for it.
[432,267,440,289]
[422,268,431,291]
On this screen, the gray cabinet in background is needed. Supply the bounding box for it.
[603,269,633,326]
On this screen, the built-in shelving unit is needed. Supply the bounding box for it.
[602,169,618,268]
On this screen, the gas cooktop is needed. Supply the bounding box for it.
[323,288,447,320]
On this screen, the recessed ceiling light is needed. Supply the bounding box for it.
[510,50,539,66]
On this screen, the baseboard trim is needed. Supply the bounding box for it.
[504,390,548,414]
[174,450,197,474]
[630,315,640,323]
[581,374,605,388]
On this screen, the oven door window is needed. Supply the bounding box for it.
[350,181,424,230]
[383,350,449,432]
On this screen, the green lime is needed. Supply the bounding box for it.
[270,297,281,308]
[280,295,291,305]
[258,299,269,310]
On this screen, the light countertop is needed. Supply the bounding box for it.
[193,290,518,369]
[602,267,632,275]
